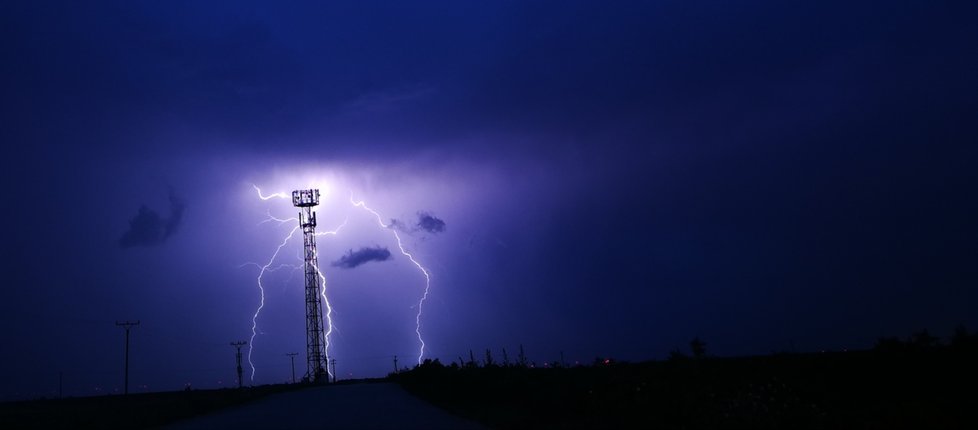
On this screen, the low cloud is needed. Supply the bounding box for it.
[388,218,411,233]
[332,246,393,269]
[416,211,446,234]
[390,211,447,235]
[119,191,185,248]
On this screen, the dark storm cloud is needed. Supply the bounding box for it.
[4,1,975,161]
[332,246,393,269]
[2,0,977,402]
[119,191,186,248]
[388,218,411,233]
[389,211,446,235]
[416,212,446,234]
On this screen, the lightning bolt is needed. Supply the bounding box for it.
[252,184,288,200]
[312,219,347,379]
[248,183,347,381]
[249,183,432,377]
[257,209,297,226]
[244,185,301,381]
[349,194,432,365]
[247,225,300,381]
[238,262,303,279]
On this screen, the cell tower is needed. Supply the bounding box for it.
[230,341,247,388]
[292,189,329,383]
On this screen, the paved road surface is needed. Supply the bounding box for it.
[165,383,487,430]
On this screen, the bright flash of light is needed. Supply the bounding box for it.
[238,262,302,276]
[349,194,432,365]
[314,218,348,238]
[311,219,347,378]
[248,183,346,382]
[252,184,289,200]
[248,225,300,381]
[257,210,297,226]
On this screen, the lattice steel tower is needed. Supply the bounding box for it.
[292,189,329,383]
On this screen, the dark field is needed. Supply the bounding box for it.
[3,347,976,429]
[0,383,306,429]
[392,348,978,429]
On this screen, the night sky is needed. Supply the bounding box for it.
[2,1,976,400]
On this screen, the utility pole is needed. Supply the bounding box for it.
[286,353,298,384]
[115,321,139,395]
[230,341,248,388]
[393,355,399,374]
[329,358,337,383]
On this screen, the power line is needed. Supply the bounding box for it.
[285,352,298,384]
[115,320,140,395]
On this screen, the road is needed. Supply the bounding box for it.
[165,382,487,430]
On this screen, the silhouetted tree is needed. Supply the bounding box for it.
[502,348,510,367]
[874,336,906,353]
[952,324,968,343]
[690,337,707,358]
[467,350,478,368]
[910,329,940,349]
[518,344,528,367]
[419,358,444,369]
[484,349,496,367]
[949,324,978,351]
[668,349,688,361]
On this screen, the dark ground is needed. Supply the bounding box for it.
[392,347,978,429]
[3,345,976,429]
[0,383,305,429]
[164,382,485,430]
